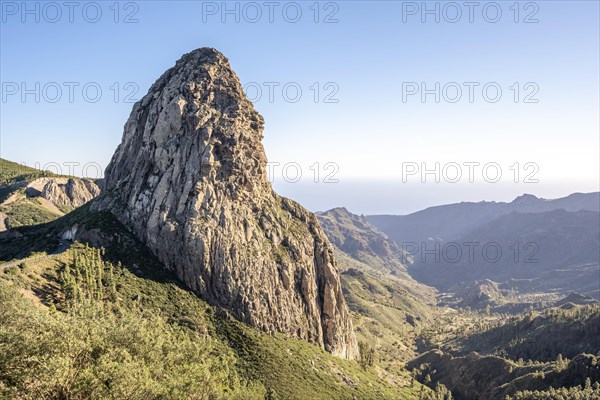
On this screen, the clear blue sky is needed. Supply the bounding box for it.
[1,1,599,214]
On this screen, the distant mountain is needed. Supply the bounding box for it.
[316,207,433,300]
[409,209,600,297]
[367,192,600,245]
[553,292,599,308]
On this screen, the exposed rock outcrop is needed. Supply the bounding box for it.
[26,177,100,210]
[92,48,358,358]
[0,176,101,232]
[316,207,413,274]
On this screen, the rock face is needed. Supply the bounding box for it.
[26,177,100,210]
[0,176,101,232]
[92,48,358,358]
[317,207,413,274]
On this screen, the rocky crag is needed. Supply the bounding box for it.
[317,207,413,274]
[92,48,358,358]
[25,177,100,210]
[0,174,100,231]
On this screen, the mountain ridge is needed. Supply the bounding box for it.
[367,192,600,245]
[409,209,600,296]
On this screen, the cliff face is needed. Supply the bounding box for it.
[93,48,358,358]
[0,176,101,231]
[26,177,100,210]
[317,207,413,274]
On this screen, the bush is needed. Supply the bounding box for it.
[0,254,266,399]
[18,262,29,274]
[358,341,376,369]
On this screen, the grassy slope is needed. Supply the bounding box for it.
[337,250,434,366]
[316,208,437,368]
[8,193,597,398]
[0,207,427,399]
[0,158,58,186]
[0,158,67,229]
[0,191,63,229]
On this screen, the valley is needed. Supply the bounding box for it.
[0,48,598,400]
[1,156,598,399]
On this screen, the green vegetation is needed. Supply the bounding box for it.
[508,379,600,399]
[0,275,263,399]
[0,158,57,186]
[411,303,600,400]
[455,305,600,361]
[0,198,61,229]
[1,174,598,400]
[0,158,83,230]
[358,341,377,369]
[0,204,101,263]
[0,209,429,399]
[213,308,423,399]
[409,350,600,400]
[316,208,437,372]
[337,250,435,367]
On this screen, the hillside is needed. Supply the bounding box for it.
[409,349,600,400]
[316,207,434,301]
[0,207,428,399]
[316,208,437,366]
[316,207,413,274]
[410,304,600,399]
[2,190,598,399]
[452,305,600,361]
[0,158,57,186]
[0,158,100,231]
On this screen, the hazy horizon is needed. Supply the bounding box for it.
[2,1,599,214]
[1,3,599,398]
[1,157,597,215]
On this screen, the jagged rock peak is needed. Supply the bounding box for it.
[103,47,269,194]
[93,47,358,359]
